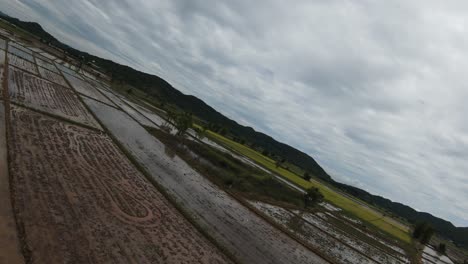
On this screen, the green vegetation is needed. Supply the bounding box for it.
[304,187,323,208]
[204,129,412,243]
[413,222,434,244]
[437,243,447,254]
[145,127,308,207]
[166,110,192,136]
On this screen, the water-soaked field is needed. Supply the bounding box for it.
[84,98,329,264]
[8,106,231,263]
[250,201,409,264]
[1,30,233,264]
[8,66,102,129]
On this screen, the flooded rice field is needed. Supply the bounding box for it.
[250,201,408,264]
[1,33,236,263]
[96,89,159,128]
[62,72,115,106]
[8,66,101,129]
[125,99,167,127]
[55,63,82,78]
[7,105,231,263]
[36,57,59,73]
[84,98,329,264]
[8,45,34,62]
[8,54,38,74]
[421,246,454,264]
[37,66,69,87]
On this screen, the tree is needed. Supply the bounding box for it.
[303,172,311,181]
[420,226,434,244]
[304,187,323,208]
[413,222,434,244]
[219,127,227,135]
[437,243,446,254]
[165,110,192,136]
[174,112,192,137]
[275,160,281,168]
[413,222,427,239]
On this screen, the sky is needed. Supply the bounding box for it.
[2,0,468,226]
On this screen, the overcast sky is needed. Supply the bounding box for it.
[3,0,468,226]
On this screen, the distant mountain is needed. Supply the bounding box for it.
[2,12,466,248]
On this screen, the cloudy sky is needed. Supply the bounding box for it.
[2,0,468,226]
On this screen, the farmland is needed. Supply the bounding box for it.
[7,54,38,75]
[8,66,101,129]
[7,105,231,263]
[84,97,329,264]
[204,130,412,243]
[1,29,233,264]
[250,201,409,264]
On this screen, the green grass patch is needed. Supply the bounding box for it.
[205,129,412,243]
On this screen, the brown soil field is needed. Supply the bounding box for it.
[0,102,24,264]
[7,105,232,264]
[37,66,69,87]
[7,54,38,75]
[8,66,102,129]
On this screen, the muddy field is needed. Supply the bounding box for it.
[250,201,409,264]
[8,105,231,264]
[84,98,329,264]
[35,57,59,72]
[37,66,69,87]
[55,63,83,78]
[124,99,167,127]
[8,45,34,62]
[8,54,38,75]
[8,66,101,129]
[421,246,453,264]
[61,72,115,106]
[0,102,24,264]
[94,88,158,128]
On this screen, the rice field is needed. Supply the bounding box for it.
[206,131,412,243]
